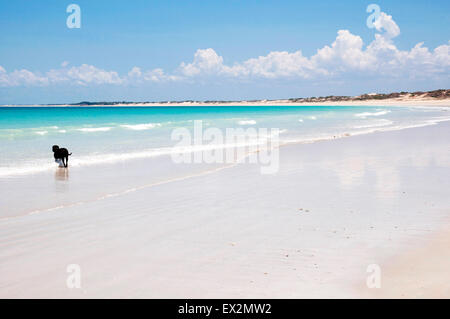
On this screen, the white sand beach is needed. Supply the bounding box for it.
[1,121,449,298]
[123,97,450,107]
[85,99,450,107]
[3,94,450,108]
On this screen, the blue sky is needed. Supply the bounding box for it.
[0,0,449,104]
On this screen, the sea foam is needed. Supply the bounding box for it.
[78,127,112,132]
[355,110,391,118]
[120,123,161,130]
[238,120,257,125]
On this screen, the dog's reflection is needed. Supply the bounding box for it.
[54,168,69,181]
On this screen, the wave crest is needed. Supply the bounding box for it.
[355,110,391,118]
[120,123,161,130]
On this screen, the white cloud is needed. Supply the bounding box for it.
[240,50,316,78]
[65,64,123,85]
[128,66,181,82]
[312,30,375,73]
[434,42,450,66]
[46,64,124,85]
[127,66,142,79]
[142,68,182,82]
[174,12,446,81]
[179,48,225,76]
[373,12,400,39]
[0,11,448,88]
[0,67,48,87]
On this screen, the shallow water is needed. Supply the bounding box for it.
[0,105,449,177]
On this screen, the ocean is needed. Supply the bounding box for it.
[0,105,449,177]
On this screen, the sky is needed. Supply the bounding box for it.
[0,0,449,104]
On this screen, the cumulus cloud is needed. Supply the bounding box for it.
[240,50,317,78]
[127,66,142,79]
[128,67,181,83]
[0,64,124,87]
[373,12,400,39]
[179,48,225,76]
[0,11,448,87]
[0,68,48,87]
[50,64,124,85]
[312,30,375,73]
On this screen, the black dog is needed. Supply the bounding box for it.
[52,145,72,168]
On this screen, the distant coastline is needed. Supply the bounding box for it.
[2,89,450,107]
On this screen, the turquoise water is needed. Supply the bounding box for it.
[0,105,449,177]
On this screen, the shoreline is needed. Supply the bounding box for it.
[2,98,450,108]
[1,122,449,298]
[2,115,450,180]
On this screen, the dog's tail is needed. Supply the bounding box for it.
[69,153,72,156]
